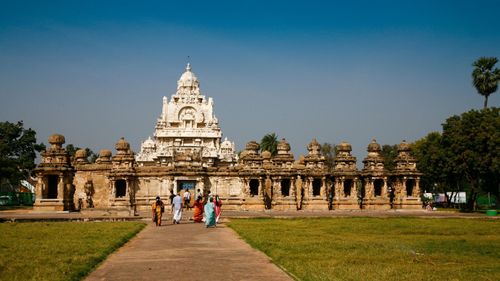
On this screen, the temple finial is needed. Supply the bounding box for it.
[186,55,191,71]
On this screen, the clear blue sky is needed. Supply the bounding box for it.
[1,0,499,163]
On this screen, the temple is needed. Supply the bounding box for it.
[34,64,422,214]
[135,63,238,167]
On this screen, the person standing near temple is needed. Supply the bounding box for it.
[192,196,204,223]
[172,193,183,224]
[214,195,222,223]
[183,189,192,210]
[151,196,165,226]
[204,196,216,228]
[169,189,175,212]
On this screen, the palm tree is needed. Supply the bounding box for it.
[472,57,500,109]
[260,133,278,156]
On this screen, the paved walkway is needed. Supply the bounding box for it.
[85,221,292,281]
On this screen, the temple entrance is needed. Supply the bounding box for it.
[344,179,352,197]
[115,180,127,198]
[178,180,196,206]
[249,179,259,197]
[281,179,290,196]
[374,179,384,197]
[47,175,58,199]
[406,179,415,197]
[312,179,322,196]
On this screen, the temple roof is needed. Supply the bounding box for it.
[177,63,200,90]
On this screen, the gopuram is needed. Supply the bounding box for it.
[34,64,422,214]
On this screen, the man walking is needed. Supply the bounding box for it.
[172,192,183,224]
[183,189,191,210]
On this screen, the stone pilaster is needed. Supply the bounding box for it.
[382,178,388,198]
[413,178,421,197]
[320,177,326,197]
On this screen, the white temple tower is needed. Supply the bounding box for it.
[136,64,237,167]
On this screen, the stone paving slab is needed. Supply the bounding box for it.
[85,222,292,281]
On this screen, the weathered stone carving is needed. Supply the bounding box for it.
[136,64,237,167]
[304,139,325,169]
[34,134,74,211]
[74,149,88,164]
[84,179,94,208]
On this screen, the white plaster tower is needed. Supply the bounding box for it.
[136,64,237,166]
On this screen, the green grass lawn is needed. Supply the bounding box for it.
[228,218,500,281]
[0,221,145,281]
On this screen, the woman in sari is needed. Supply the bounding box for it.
[192,196,204,223]
[214,195,222,223]
[204,196,216,228]
[151,196,164,226]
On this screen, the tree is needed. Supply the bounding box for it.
[412,132,446,192]
[472,57,500,109]
[89,152,98,163]
[412,132,463,207]
[65,144,78,159]
[321,142,336,171]
[0,121,44,187]
[380,144,398,172]
[260,133,278,156]
[441,108,500,210]
[66,144,98,163]
[413,109,500,210]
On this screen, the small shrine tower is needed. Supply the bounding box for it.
[34,134,75,211]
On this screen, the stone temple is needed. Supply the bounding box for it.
[34,64,422,214]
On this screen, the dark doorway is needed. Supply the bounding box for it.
[344,179,352,197]
[312,179,322,196]
[115,180,127,198]
[47,175,58,199]
[374,179,384,197]
[281,179,290,196]
[249,179,259,196]
[406,179,415,197]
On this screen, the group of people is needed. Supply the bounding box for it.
[192,193,222,228]
[151,189,222,228]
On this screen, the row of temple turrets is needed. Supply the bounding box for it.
[39,134,418,175]
[239,138,417,174]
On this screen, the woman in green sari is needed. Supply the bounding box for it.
[204,196,216,228]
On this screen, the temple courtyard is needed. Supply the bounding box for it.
[1,209,499,281]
